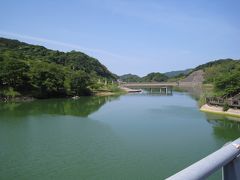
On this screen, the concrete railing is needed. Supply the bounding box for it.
[166,138,240,180]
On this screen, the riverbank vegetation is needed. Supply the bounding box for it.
[0,38,119,100]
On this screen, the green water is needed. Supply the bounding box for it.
[0,92,239,180]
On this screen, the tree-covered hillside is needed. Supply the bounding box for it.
[181,59,240,97]
[199,59,240,97]
[164,69,192,78]
[0,38,115,78]
[119,74,141,82]
[0,37,116,99]
[119,72,168,82]
[142,72,168,82]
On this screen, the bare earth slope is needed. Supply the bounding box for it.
[180,70,204,85]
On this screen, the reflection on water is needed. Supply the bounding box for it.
[134,88,173,96]
[0,96,120,118]
[0,92,239,180]
[174,85,203,100]
[205,113,240,141]
[175,85,240,141]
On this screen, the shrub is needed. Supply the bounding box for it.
[3,87,20,98]
[223,103,229,111]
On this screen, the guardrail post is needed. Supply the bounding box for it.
[223,154,240,180]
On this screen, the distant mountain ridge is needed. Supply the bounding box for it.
[119,74,141,82]
[164,69,192,77]
[119,72,168,82]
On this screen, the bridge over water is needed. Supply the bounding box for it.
[121,82,178,95]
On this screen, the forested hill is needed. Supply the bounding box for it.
[0,38,115,79]
[164,69,192,78]
[119,74,141,82]
[181,59,240,97]
[0,37,116,99]
[119,72,168,83]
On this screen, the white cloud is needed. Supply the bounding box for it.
[0,30,126,60]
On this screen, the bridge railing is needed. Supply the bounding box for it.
[166,138,240,180]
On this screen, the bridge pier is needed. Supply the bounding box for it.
[122,83,174,95]
[146,87,173,95]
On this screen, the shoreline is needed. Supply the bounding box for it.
[96,86,141,96]
[0,96,35,103]
[0,87,128,102]
[94,91,121,96]
[200,104,240,118]
[120,86,142,93]
[0,93,122,102]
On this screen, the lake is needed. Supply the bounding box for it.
[0,91,240,180]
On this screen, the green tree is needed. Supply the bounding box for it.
[70,71,92,96]
[214,70,240,97]
[29,62,65,97]
[0,59,30,89]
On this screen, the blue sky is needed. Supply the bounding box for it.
[1,0,240,76]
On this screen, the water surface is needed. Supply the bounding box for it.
[0,92,239,180]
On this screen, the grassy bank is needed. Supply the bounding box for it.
[198,84,215,106]
[93,84,127,96]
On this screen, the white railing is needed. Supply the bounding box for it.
[167,138,240,180]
